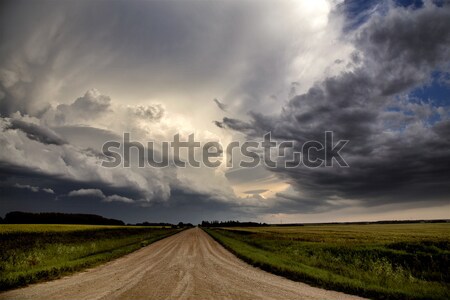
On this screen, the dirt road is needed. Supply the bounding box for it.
[0,228,366,300]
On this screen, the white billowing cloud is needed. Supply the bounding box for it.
[128,104,164,121]
[42,188,55,194]
[1,112,171,203]
[53,89,111,125]
[68,188,134,203]
[104,194,134,203]
[68,188,105,198]
[14,183,39,193]
[0,88,239,206]
[14,183,54,194]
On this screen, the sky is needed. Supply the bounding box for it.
[0,0,449,224]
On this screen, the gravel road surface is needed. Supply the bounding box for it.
[0,228,366,300]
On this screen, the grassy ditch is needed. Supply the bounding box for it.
[0,224,181,291]
[204,223,450,300]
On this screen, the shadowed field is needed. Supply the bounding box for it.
[0,224,181,290]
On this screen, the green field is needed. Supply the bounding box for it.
[0,224,181,291]
[204,223,450,300]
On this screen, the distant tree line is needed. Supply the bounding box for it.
[133,221,174,227]
[199,219,450,228]
[0,211,200,227]
[2,211,125,225]
[176,222,195,228]
[274,219,450,226]
[133,221,194,228]
[200,220,267,227]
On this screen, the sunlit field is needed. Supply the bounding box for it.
[204,223,450,300]
[0,224,181,291]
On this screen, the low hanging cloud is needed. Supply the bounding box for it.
[103,194,134,203]
[42,188,55,194]
[14,183,54,194]
[7,117,67,145]
[68,188,134,203]
[14,183,39,193]
[68,188,105,198]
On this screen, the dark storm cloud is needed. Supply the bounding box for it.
[0,160,144,201]
[220,4,450,211]
[225,166,273,185]
[0,109,240,221]
[243,189,268,195]
[0,114,173,205]
[212,121,224,129]
[271,193,334,213]
[0,159,244,223]
[213,98,228,112]
[0,186,236,224]
[52,125,121,153]
[144,188,248,223]
[8,119,67,145]
[357,3,450,96]
[221,117,258,134]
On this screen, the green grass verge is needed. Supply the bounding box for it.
[0,224,182,291]
[203,223,450,300]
